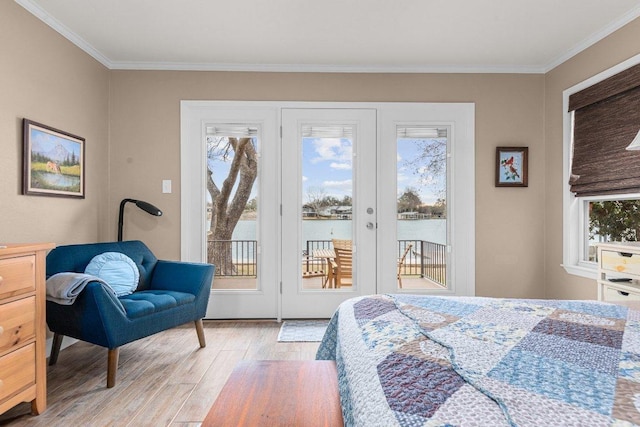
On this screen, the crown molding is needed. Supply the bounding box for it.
[109,61,545,74]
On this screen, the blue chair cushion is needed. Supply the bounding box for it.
[85,252,140,296]
[119,290,196,319]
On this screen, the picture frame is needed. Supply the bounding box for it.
[495,146,528,187]
[23,119,85,198]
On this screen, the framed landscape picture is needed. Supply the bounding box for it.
[23,119,85,198]
[495,146,528,187]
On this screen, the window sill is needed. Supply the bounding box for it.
[561,263,597,280]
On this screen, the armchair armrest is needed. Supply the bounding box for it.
[149,260,215,297]
[47,281,128,348]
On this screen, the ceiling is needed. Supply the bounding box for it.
[16,0,640,73]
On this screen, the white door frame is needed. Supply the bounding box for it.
[180,101,475,320]
[377,104,475,296]
[281,108,378,318]
[180,102,280,319]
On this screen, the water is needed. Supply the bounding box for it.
[228,219,446,260]
[40,172,80,188]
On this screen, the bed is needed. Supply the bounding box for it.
[316,294,640,426]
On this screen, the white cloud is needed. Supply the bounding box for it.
[323,179,352,190]
[302,176,308,182]
[330,162,352,170]
[310,138,352,164]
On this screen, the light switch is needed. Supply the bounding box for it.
[162,180,172,193]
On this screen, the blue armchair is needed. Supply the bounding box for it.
[46,241,215,388]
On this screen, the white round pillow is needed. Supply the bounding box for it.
[84,252,140,296]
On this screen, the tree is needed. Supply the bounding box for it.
[432,198,447,218]
[397,187,422,213]
[589,200,640,242]
[207,137,258,274]
[402,138,447,198]
[306,187,327,214]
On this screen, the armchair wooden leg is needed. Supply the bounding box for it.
[49,333,63,366]
[195,319,206,348]
[107,348,119,388]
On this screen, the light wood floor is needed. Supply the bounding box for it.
[0,321,320,426]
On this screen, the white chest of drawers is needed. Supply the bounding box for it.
[596,242,640,302]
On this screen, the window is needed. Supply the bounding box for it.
[563,54,640,279]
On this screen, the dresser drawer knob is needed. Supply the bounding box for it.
[619,252,634,258]
[618,291,630,296]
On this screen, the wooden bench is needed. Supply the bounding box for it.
[203,360,343,427]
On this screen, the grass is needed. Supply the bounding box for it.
[31,162,80,177]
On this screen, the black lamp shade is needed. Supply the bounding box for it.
[118,198,162,241]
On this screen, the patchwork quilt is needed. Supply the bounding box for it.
[316,294,640,427]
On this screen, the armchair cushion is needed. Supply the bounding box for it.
[120,290,195,319]
[84,252,140,296]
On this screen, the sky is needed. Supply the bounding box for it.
[30,128,82,157]
[207,136,445,206]
[302,137,445,205]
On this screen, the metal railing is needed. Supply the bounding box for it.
[207,240,257,277]
[210,238,446,286]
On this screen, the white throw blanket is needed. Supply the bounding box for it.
[46,272,112,305]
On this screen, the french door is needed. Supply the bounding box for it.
[281,108,377,318]
[181,101,475,320]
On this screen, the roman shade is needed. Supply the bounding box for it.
[568,62,640,196]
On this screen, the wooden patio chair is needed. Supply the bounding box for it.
[333,246,353,288]
[397,243,413,288]
[331,239,352,250]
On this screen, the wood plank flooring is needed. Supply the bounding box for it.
[0,321,320,426]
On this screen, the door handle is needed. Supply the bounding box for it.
[366,222,375,230]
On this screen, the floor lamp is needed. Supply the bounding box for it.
[118,198,163,241]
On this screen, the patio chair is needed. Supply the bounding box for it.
[397,243,413,288]
[332,246,353,288]
[331,239,352,250]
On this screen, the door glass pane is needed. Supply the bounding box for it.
[396,127,448,289]
[301,125,354,290]
[205,126,259,290]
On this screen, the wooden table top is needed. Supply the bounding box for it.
[202,360,343,427]
[312,249,335,258]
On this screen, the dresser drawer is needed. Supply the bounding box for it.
[0,343,35,402]
[0,256,35,299]
[600,250,640,277]
[0,297,35,355]
[602,284,640,302]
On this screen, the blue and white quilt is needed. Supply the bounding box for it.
[316,294,640,426]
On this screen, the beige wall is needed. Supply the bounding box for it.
[110,72,546,297]
[9,0,639,300]
[0,2,110,246]
[544,19,640,300]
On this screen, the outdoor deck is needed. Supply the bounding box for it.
[213,275,446,290]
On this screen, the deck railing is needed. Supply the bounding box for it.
[210,238,446,286]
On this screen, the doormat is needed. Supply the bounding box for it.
[277,320,330,342]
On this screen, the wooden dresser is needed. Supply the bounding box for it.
[596,242,640,302]
[0,243,54,415]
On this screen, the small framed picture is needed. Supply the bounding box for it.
[495,147,528,187]
[23,119,85,198]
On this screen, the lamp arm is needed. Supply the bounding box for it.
[117,198,136,242]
